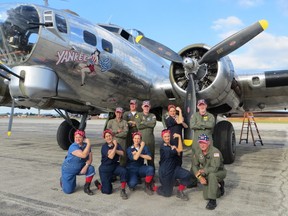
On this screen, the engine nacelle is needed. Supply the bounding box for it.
[0,78,12,106]
[169,44,243,114]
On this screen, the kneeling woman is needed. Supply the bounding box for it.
[157,129,192,201]
[126,132,155,195]
[61,130,95,195]
[98,129,128,200]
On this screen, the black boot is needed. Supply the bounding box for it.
[187,174,198,188]
[219,180,225,196]
[144,182,154,195]
[84,182,94,195]
[120,189,128,200]
[176,190,189,201]
[94,179,102,190]
[206,199,217,210]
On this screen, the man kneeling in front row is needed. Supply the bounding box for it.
[191,134,226,210]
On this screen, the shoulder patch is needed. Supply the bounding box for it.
[214,152,220,157]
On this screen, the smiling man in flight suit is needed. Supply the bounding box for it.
[191,134,226,210]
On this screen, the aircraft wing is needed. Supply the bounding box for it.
[237,70,288,112]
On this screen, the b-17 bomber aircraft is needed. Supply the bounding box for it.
[0,3,287,164]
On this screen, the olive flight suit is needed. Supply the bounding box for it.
[192,146,227,200]
[136,112,157,168]
[190,112,215,154]
[123,111,141,148]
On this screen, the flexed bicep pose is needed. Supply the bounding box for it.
[97,129,128,200]
[60,130,95,195]
[156,130,192,201]
[107,107,128,166]
[126,132,155,195]
[165,104,188,166]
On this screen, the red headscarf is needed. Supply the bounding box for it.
[168,104,176,111]
[103,129,114,138]
[132,131,142,138]
[74,130,85,137]
[161,129,170,137]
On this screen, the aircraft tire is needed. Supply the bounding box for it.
[57,119,80,150]
[213,120,236,164]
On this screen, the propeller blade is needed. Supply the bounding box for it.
[0,72,10,80]
[135,35,183,63]
[7,99,15,136]
[199,19,268,64]
[183,73,196,146]
[0,61,24,80]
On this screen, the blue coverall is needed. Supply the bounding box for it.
[61,142,95,194]
[165,115,184,166]
[157,143,192,197]
[126,144,154,188]
[99,143,127,194]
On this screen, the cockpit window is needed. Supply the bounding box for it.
[102,39,112,53]
[99,25,120,34]
[55,14,67,33]
[83,30,97,46]
[99,24,134,43]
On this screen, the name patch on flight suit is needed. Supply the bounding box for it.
[203,116,208,121]
[214,153,220,157]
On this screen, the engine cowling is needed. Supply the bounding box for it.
[170,43,243,114]
[0,78,12,106]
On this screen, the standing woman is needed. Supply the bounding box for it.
[126,132,155,195]
[165,105,188,166]
[98,129,128,200]
[157,130,192,201]
[165,105,188,146]
[61,130,95,195]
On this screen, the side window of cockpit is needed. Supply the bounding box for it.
[83,31,97,46]
[102,39,113,53]
[55,14,67,33]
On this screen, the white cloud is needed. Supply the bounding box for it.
[229,32,288,71]
[211,16,244,32]
[211,16,288,72]
[237,0,264,7]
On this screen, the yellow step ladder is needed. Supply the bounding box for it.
[239,112,263,146]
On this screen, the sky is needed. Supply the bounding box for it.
[1,0,288,114]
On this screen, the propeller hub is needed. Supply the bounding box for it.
[183,57,199,78]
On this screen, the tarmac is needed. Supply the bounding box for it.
[0,118,287,216]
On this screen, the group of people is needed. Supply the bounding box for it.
[60,99,227,210]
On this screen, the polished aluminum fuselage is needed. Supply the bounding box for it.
[0,3,287,116]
